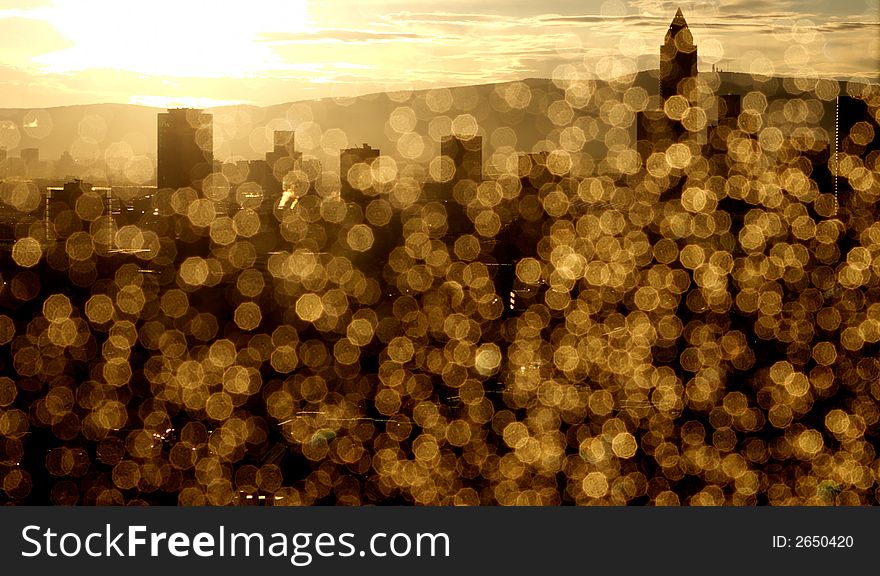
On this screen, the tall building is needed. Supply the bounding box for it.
[157,108,213,191]
[54,150,80,181]
[637,8,700,182]
[20,148,41,178]
[705,94,743,170]
[716,94,742,125]
[44,179,93,242]
[20,148,39,165]
[336,143,399,272]
[440,135,482,237]
[266,130,300,166]
[340,143,380,199]
[50,179,90,212]
[442,135,482,184]
[660,8,698,101]
[835,94,880,210]
[636,108,683,158]
[265,130,302,195]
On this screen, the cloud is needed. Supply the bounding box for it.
[0,16,72,61]
[0,0,50,10]
[541,15,656,24]
[0,2,876,107]
[272,8,880,91]
[383,11,525,24]
[259,29,433,44]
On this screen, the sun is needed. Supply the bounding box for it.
[35,0,311,78]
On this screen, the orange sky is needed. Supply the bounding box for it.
[0,0,876,108]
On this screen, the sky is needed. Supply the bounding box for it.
[0,0,877,109]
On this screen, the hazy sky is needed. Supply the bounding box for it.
[0,0,877,108]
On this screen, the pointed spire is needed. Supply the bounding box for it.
[664,7,693,46]
[672,7,687,27]
[659,7,698,99]
[667,7,689,36]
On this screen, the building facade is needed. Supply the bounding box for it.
[157,108,213,191]
[340,143,381,199]
[660,8,698,101]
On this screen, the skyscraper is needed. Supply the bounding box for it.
[660,8,698,101]
[250,130,304,203]
[705,93,743,173]
[716,94,742,125]
[340,143,380,199]
[46,179,92,242]
[157,108,213,191]
[835,93,880,212]
[637,8,700,181]
[442,135,482,185]
[20,148,40,178]
[440,135,482,237]
[266,130,300,167]
[20,148,39,164]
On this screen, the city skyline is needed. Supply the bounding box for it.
[0,4,879,508]
[0,0,876,109]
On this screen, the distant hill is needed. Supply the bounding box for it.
[0,71,873,183]
[0,103,159,160]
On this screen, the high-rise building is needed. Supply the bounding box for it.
[637,9,701,182]
[340,143,380,199]
[335,143,399,272]
[157,108,213,191]
[636,108,682,158]
[517,152,559,196]
[44,179,92,242]
[705,94,743,171]
[20,148,39,165]
[442,135,482,184]
[266,130,300,165]
[660,8,698,101]
[20,148,41,178]
[835,94,880,210]
[265,130,303,198]
[716,94,742,126]
[50,179,90,211]
[54,151,80,181]
[439,135,482,237]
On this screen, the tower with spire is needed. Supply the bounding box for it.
[635,8,703,196]
[659,8,698,100]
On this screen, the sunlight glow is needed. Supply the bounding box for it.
[35,0,311,77]
[128,94,247,109]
